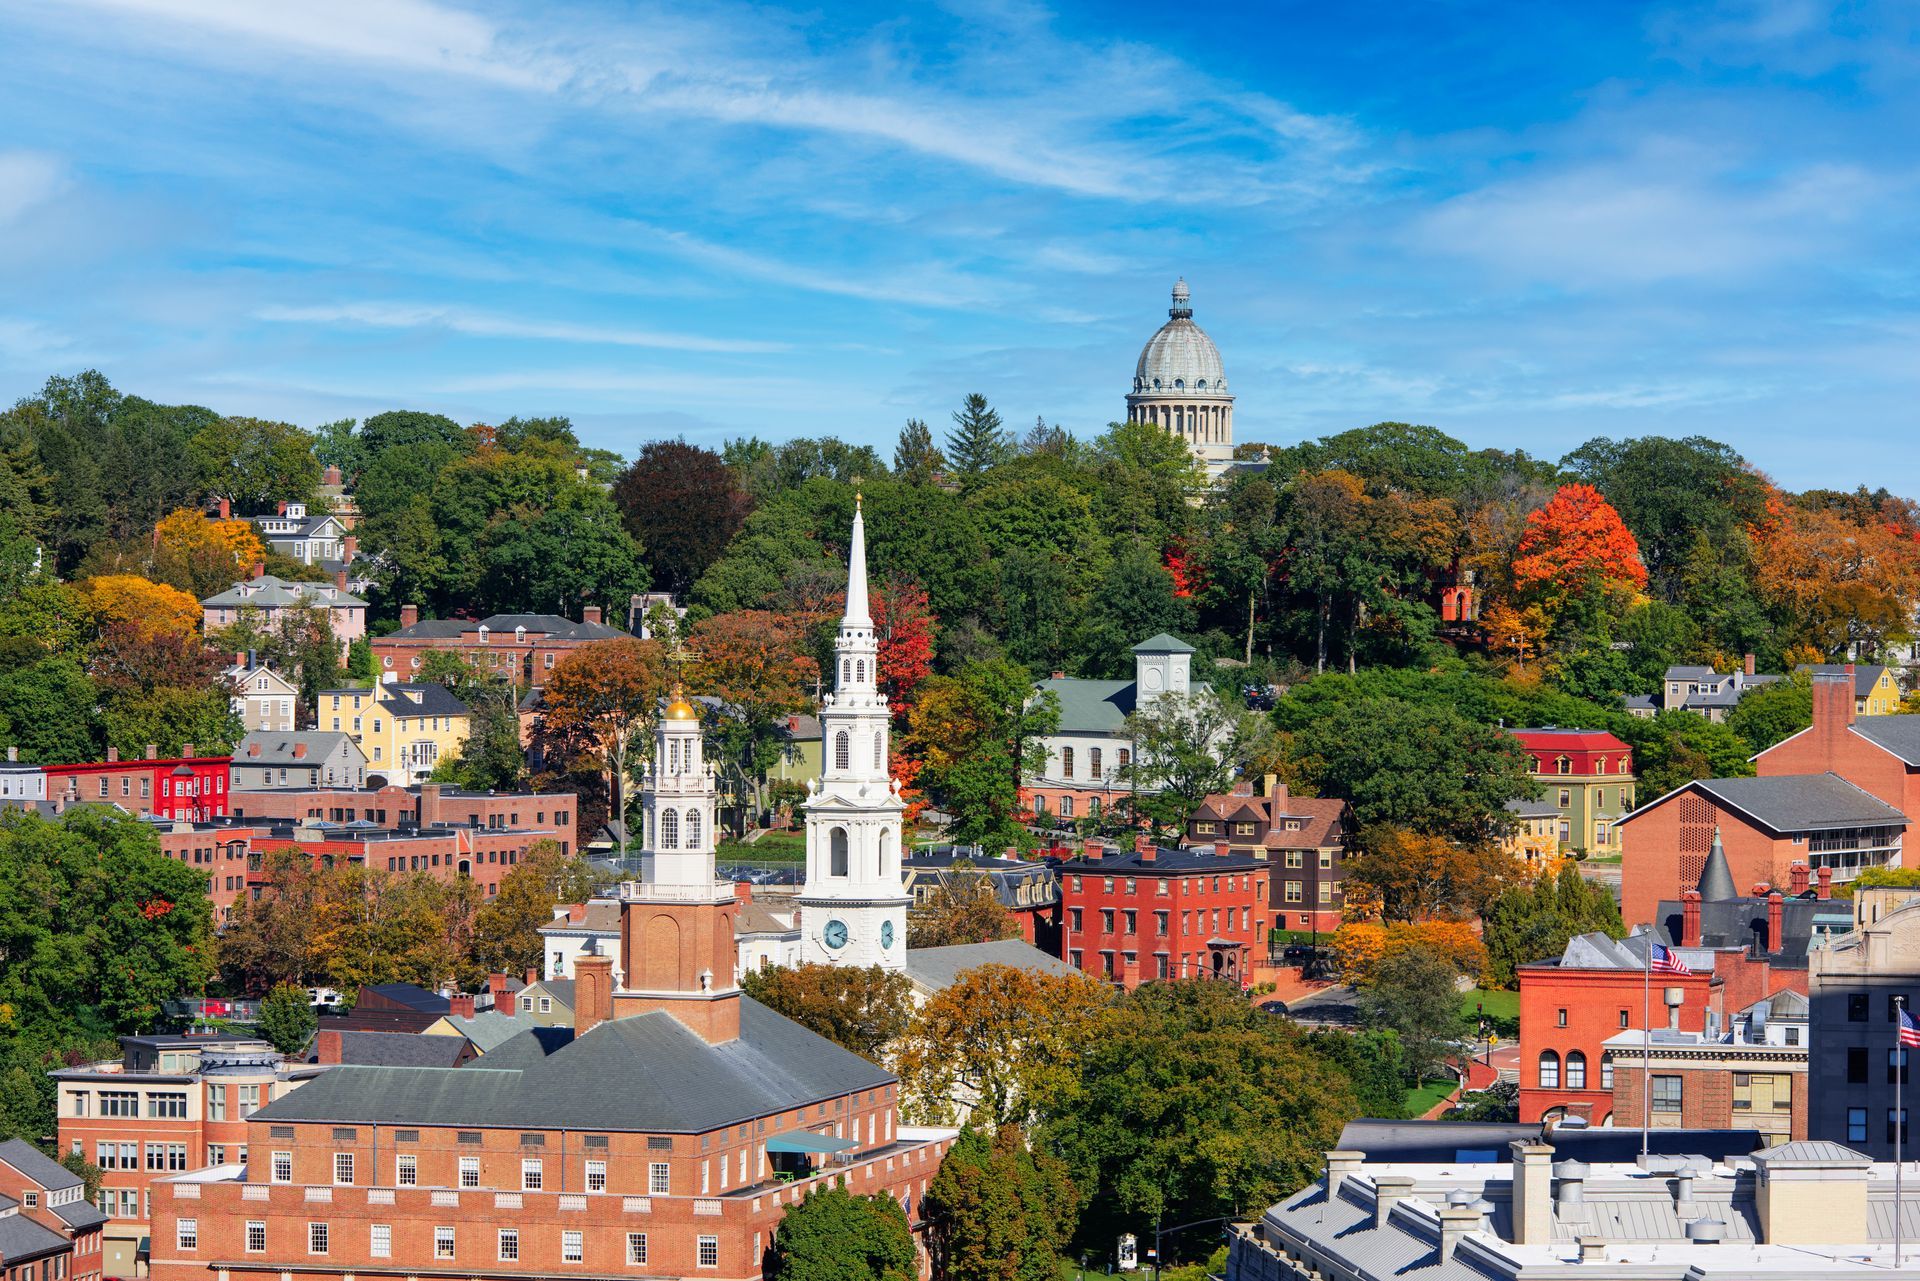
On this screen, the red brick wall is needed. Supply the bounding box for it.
[1517,965,1712,1124]
[1759,724,1919,816]
[1620,795,1801,931]
[1059,861,1265,988]
[1611,1063,1807,1140]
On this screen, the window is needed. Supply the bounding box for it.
[1556,755,1571,775]
[1558,788,1572,807]
[309,1223,329,1256]
[370,1224,390,1258]
[1090,747,1103,778]
[539,997,552,1013]
[522,995,534,1012]
[459,1157,480,1188]
[1060,796,1074,818]
[687,808,702,848]
[177,1220,198,1251]
[1787,1025,1801,1046]
[830,827,849,877]
[627,1233,649,1265]
[1285,881,1302,903]
[101,1091,137,1117]
[1285,851,1303,868]
[521,1158,543,1190]
[563,1230,584,1263]
[1565,1051,1587,1090]
[661,807,679,848]
[272,1151,293,1183]
[1652,1075,1683,1113]
[835,731,850,770]
[207,1086,226,1122]
[1556,1008,1568,1028]
[238,1221,267,1253]
[1619,1009,1630,1029]
[396,1154,417,1186]
[698,1236,720,1268]
[874,733,884,771]
[1850,1107,1870,1143]
[148,1092,188,1118]
[1537,1050,1560,1089]
[587,1159,607,1192]
[334,1153,354,1184]
[1319,850,1333,868]
[650,1162,670,1194]
[1851,994,1870,1022]
[1892,1048,1911,1085]
[1600,1054,1614,1091]
[498,1229,518,1262]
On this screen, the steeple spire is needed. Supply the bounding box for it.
[843,492,871,628]
[1696,826,1737,902]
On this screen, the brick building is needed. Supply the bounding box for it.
[371,608,630,689]
[51,1034,323,1276]
[30,749,233,822]
[901,850,1062,954]
[1055,836,1267,988]
[1517,933,1713,1125]
[1186,780,1353,935]
[229,783,578,855]
[1605,989,1809,1143]
[1509,727,1636,856]
[1757,666,1920,817]
[0,1138,108,1281]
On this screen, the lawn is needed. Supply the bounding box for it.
[717,831,807,863]
[1403,1076,1459,1116]
[1460,988,1518,1023]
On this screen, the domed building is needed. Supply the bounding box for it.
[1126,277,1235,474]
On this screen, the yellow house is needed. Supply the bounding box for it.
[1501,796,1563,865]
[1796,664,1903,717]
[320,682,471,784]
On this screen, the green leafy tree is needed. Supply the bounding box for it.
[923,1125,1079,1281]
[470,842,610,976]
[1356,945,1460,1083]
[1120,690,1274,839]
[190,415,320,511]
[1482,863,1624,987]
[258,982,318,1054]
[740,965,911,1062]
[311,418,366,479]
[894,417,945,482]
[58,1152,103,1201]
[767,1184,916,1281]
[905,660,1058,848]
[358,410,468,456]
[946,394,1011,481]
[1618,711,1756,797]
[1726,671,1814,756]
[0,657,102,763]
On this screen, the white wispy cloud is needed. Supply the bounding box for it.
[0,150,70,224]
[254,302,788,353]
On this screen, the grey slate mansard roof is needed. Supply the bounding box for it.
[0,1137,83,1191]
[255,998,891,1134]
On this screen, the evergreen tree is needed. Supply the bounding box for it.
[946,395,1009,481]
[894,418,945,481]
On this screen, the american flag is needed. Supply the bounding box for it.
[1648,942,1692,976]
[1900,1006,1920,1049]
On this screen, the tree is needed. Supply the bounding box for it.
[58,1152,103,1202]
[894,418,945,482]
[907,877,1019,950]
[471,842,608,976]
[258,982,318,1054]
[1280,696,1534,843]
[689,611,818,828]
[1511,483,1648,615]
[923,1125,1079,1281]
[767,1184,916,1281]
[1482,864,1624,987]
[612,440,751,595]
[896,964,1112,1128]
[433,676,525,792]
[73,575,202,639]
[151,508,268,598]
[1725,670,1814,758]
[1342,827,1515,925]
[0,658,101,763]
[1042,981,1358,1257]
[874,582,937,714]
[946,394,1010,481]
[189,415,320,511]
[1120,691,1273,838]
[1751,502,1920,657]
[1332,920,1489,987]
[1357,945,1461,1083]
[740,965,912,1062]
[541,639,669,842]
[358,409,468,456]
[905,661,1058,848]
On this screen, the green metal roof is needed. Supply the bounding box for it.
[1131,632,1195,654]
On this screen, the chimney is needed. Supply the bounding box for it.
[1744,652,1756,677]
[276,500,287,516]
[1230,779,1253,797]
[574,946,615,1036]
[181,742,194,759]
[1576,1238,1607,1264]
[1437,1204,1482,1262]
[1818,866,1834,899]
[1681,891,1702,947]
[292,743,308,760]
[1324,1150,1365,1202]
[324,464,342,485]
[419,782,443,826]
[1214,841,1231,858]
[1372,1175,1414,1228]
[488,974,511,1003]
[343,534,358,561]
[1811,666,1856,764]
[582,605,602,626]
[1554,1159,1589,1220]
[250,560,265,580]
[448,993,475,1019]
[146,743,158,760]
[106,746,119,763]
[313,1029,343,1064]
[1511,1142,1554,1244]
[334,568,348,591]
[5,747,14,762]
[217,496,231,520]
[1664,986,1685,1030]
[525,967,538,987]
[1767,891,1784,952]
[401,604,419,627]
[1790,862,1810,895]
[1051,671,1065,681]
[733,880,754,903]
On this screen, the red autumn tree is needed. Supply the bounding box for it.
[1511,483,1648,611]
[542,638,670,844]
[874,582,936,720]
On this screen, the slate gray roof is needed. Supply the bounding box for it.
[1665,665,1717,681]
[254,999,891,1134]
[0,1138,82,1192]
[236,731,362,768]
[52,1200,110,1230]
[531,979,576,1009]
[320,1031,471,1068]
[1033,677,1135,734]
[1799,663,1890,696]
[1503,796,1560,820]
[1853,716,1920,766]
[361,983,449,1013]
[1132,632,1195,654]
[904,940,1080,993]
[0,1212,72,1262]
[201,574,365,609]
[1692,773,1907,832]
[386,613,628,641]
[1651,894,1821,971]
[1056,844,1265,874]
[379,683,470,718]
[441,1010,531,1054]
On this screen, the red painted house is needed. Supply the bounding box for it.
[1055,835,1267,988]
[39,747,232,821]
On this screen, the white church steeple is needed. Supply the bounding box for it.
[798,496,908,971]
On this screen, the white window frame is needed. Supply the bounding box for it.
[697,1235,719,1268]
[498,1229,519,1262]
[586,1159,607,1192]
[563,1230,584,1263]
[308,1222,329,1256]
[272,1151,292,1183]
[396,1153,417,1186]
[649,1161,670,1194]
[371,1224,391,1259]
[521,1157,543,1191]
[459,1156,480,1187]
[627,1232,648,1265]
[245,1222,266,1254]
[435,1226,456,1261]
[176,1219,198,1251]
[333,1152,354,1185]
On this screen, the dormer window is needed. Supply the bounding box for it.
[1555,755,1572,775]
[515,626,526,644]
[478,626,490,644]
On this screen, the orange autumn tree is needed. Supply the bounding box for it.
[688,610,818,827]
[1332,920,1490,987]
[542,638,669,845]
[1751,503,1920,657]
[152,508,268,598]
[1510,483,1648,615]
[74,574,202,640]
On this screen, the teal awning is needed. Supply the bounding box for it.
[766,1131,857,1155]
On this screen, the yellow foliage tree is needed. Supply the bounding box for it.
[74,574,203,639]
[152,508,268,598]
[1334,920,1489,987]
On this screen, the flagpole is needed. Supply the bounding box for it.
[1642,935,1652,1159]
[1899,994,1907,1269]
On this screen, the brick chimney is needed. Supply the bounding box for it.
[216,496,231,520]
[1790,862,1810,895]
[106,746,119,763]
[487,973,513,1005]
[334,568,348,590]
[401,603,419,627]
[276,500,287,516]
[1051,671,1065,680]
[733,880,754,903]
[1230,779,1253,797]
[1214,841,1231,859]
[582,605,602,626]
[146,743,158,760]
[324,464,342,485]
[1134,833,1156,864]
[313,1029,344,1064]
[250,560,265,580]
[574,946,615,1035]
[419,782,444,826]
[343,534,358,561]
[1744,652,1756,677]
[1818,866,1834,899]
[1811,665,1856,767]
[1766,891,1784,953]
[1681,890,1702,946]
[448,993,475,1019]
[181,742,194,759]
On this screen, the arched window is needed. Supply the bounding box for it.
[841,659,850,683]
[856,659,866,683]
[1061,746,1075,779]
[515,626,526,644]
[1060,796,1075,819]
[686,809,702,849]
[873,732,884,771]
[660,808,680,849]
[830,827,849,877]
[1090,747,1103,778]
[1556,756,1572,775]
[1565,1051,1587,1090]
[1538,1050,1560,1089]
[835,731,850,770]
[1118,748,1131,768]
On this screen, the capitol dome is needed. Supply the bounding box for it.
[1132,278,1228,395]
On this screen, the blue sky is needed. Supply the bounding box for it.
[1,0,1916,490]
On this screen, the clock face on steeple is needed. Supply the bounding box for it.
[823,919,849,950]
[880,920,894,949]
